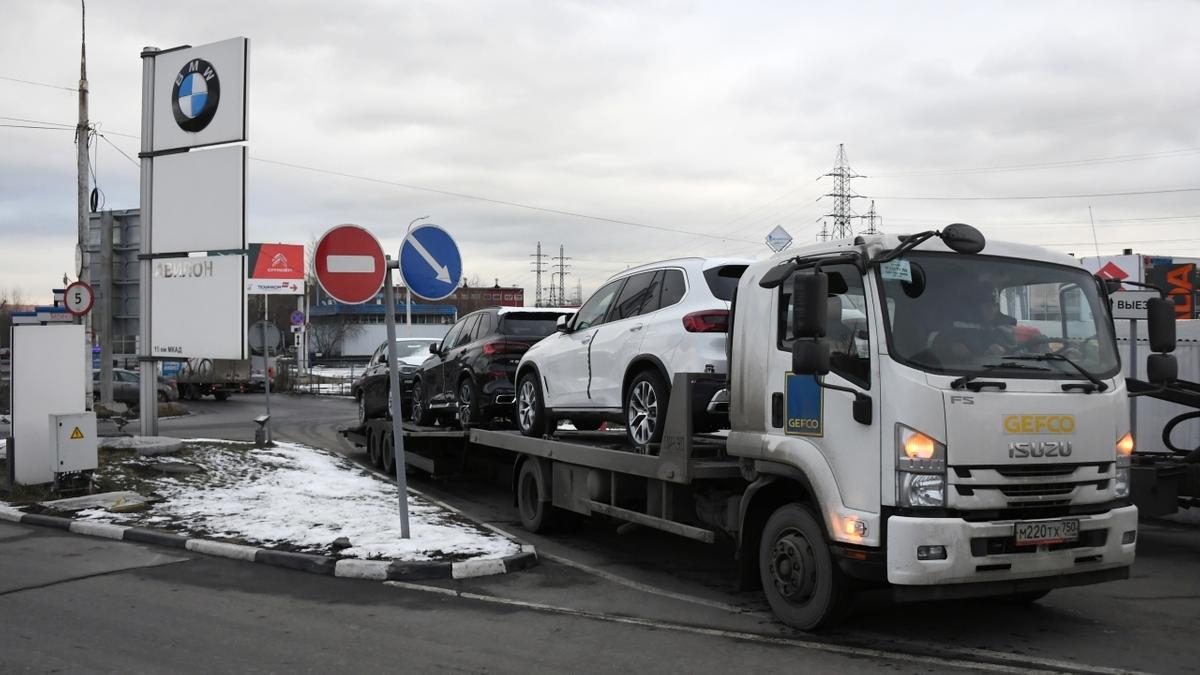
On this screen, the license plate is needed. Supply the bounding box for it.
[1014,519,1079,546]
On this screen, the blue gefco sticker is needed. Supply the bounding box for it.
[785,373,823,436]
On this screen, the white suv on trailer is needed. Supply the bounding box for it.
[515,257,750,450]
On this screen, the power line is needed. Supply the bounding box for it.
[0,74,77,92]
[876,186,1200,201]
[873,146,1200,178]
[0,115,75,127]
[0,123,73,131]
[97,133,139,167]
[250,156,759,244]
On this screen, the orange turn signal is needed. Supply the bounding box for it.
[1117,432,1135,456]
[904,432,937,460]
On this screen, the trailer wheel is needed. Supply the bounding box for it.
[516,459,557,532]
[759,503,851,631]
[380,431,396,475]
[366,427,383,468]
[213,391,229,401]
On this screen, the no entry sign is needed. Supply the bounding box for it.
[314,224,386,305]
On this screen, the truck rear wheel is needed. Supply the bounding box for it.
[516,459,557,532]
[380,431,395,475]
[213,391,229,401]
[759,503,851,631]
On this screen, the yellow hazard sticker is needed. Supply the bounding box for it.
[70,427,84,440]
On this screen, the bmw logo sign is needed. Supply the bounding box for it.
[171,59,221,132]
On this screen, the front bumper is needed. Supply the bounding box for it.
[886,505,1138,587]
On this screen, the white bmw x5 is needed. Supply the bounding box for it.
[515,257,750,450]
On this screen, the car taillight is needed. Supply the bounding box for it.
[484,341,530,355]
[682,310,729,333]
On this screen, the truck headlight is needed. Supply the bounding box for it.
[898,472,946,507]
[1114,467,1130,498]
[896,425,947,507]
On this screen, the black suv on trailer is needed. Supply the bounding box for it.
[411,307,574,428]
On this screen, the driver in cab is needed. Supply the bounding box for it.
[932,285,1017,362]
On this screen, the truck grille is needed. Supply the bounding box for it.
[949,462,1114,513]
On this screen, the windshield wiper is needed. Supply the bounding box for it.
[1001,353,1109,393]
[950,361,1050,390]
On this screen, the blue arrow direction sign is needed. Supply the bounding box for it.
[399,224,462,301]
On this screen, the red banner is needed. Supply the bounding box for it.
[248,243,304,280]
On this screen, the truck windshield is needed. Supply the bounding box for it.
[876,252,1120,379]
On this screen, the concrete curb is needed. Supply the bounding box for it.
[0,505,538,582]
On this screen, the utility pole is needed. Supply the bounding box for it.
[552,244,570,307]
[861,200,882,235]
[819,143,866,240]
[574,279,583,306]
[77,0,92,409]
[530,242,547,307]
[817,219,830,242]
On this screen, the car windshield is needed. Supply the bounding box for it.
[393,341,429,358]
[877,252,1120,378]
[499,312,571,337]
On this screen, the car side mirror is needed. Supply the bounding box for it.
[1147,297,1176,353]
[1147,353,1177,385]
[429,343,440,355]
[556,315,571,333]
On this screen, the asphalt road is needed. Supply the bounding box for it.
[4,392,1199,673]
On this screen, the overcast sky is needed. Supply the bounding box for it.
[2,0,1199,304]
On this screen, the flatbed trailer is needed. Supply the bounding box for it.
[343,374,749,544]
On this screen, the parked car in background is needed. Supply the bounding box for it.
[93,368,180,406]
[411,307,576,429]
[515,257,749,450]
[355,338,437,423]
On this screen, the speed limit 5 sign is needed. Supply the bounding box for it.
[63,281,95,316]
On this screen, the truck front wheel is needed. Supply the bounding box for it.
[759,503,851,631]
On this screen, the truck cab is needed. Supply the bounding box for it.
[728,225,1146,628]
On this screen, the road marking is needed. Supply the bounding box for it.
[326,255,375,273]
[384,580,1049,674]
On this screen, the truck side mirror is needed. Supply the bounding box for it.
[791,273,828,339]
[791,340,830,376]
[1147,297,1176,353]
[1099,277,1122,295]
[1147,353,1177,385]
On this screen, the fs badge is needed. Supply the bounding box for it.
[171,58,221,132]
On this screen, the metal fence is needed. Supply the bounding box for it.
[277,359,363,398]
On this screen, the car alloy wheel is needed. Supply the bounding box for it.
[518,379,536,432]
[627,380,658,446]
[358,395,368,424]
[459,381,472,427]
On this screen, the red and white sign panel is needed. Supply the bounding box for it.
[247,243,305,295]
[63,281,95,316]
[314,224,386,305]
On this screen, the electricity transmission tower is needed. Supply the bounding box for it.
[551,245,570,307]
[818,143,867,240]
[530,242,547,307]
[861,200,883,235]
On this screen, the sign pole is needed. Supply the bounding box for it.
[138,47,159,437]
[384,258,411,538]
[263,295,272,444]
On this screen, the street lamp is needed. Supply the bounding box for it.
[402,216,429,329]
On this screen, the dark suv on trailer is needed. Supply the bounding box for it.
[411,307,575,428]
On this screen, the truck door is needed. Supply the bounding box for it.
[773,262,881,514]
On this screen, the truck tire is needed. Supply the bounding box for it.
[380,431,395,475]
[213,391,229,401]
[517,372,548,438]
[624,369,669,452]
[411,380,435,427]
[516,458,557,532]
[366,427,382,468]
[759,503,851,631]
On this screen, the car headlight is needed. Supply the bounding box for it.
[400,365,418,375]
[896,424,947,507]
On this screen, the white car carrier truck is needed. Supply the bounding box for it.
[346,223,1179,629]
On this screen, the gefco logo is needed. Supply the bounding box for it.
[172,58,221,132]
[1002,415,1075,434]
